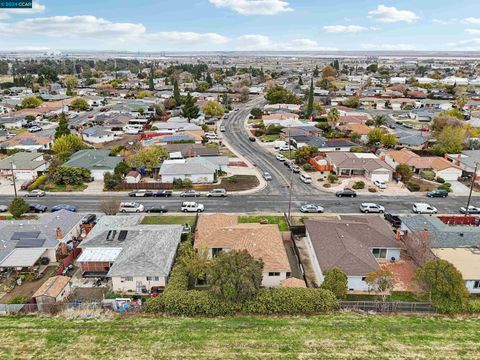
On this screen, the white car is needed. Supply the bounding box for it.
[119,202,144,213]
[360,203,385,213]
[300,204,324,213]
[263,172,272,181]
[279,145,295,151]
[276,154,286,161]
[205,132,218,140]
[181,202,204,212]
[24,189,46,197]
[412,203,438,214]
[373,180,387,189]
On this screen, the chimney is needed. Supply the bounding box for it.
[456,154,461,166]
[56,226,63,240]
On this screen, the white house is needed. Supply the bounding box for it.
[125,171,141,184]
[159,156,229,184]
[0,152,48,181]
[82,126,115,144]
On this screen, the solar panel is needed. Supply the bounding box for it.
[106,230,116,241]
[11,231,41,240]
[16,238,46,248]
[118,230,128,241]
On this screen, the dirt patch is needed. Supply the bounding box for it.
[0,266,57,303]
[193,175,259,192]
[72,287,109,302]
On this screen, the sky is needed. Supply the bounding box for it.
[0,0,479,52]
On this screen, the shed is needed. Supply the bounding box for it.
[33,275,71,311]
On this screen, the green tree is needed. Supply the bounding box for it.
[298,76,303,86]
[9,197,29,219]
[65,76,78,96]
[149,67,155,91]
[265,86,301,104]
[155,104,165,117]
[313,65,319,77]
[196,81,209,92]
[207,250,263,303]
[125,146,167,173]
[327,108,340,126]
[367,128,384,144]
[438,108,464,120]
[164,97,176,110]
[51,166,91,185]
[373,115,387,128]
[54,113,71,139]
[70,98,89,111]
[365,268,395,302]
[381,133,398,148]
[52,134,86,161]
[21,96,42,108]
[433,126,465,155]
[173,79,182,106]
[206,72,213,87]
[414,259,470,313]
[250,107,263,118]
[181,93,200,121]
[294,145,317,165]
[320,268,348,299]
[103,171,122,191]
[305,78,314,117]
[114,161,131,176]
[203,100,224,118]
[395,164,413,182]
[341,96,359,109]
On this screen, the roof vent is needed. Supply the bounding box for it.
[459,233,464,237]
[106,230,116,241]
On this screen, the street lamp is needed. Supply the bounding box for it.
[10,161,17,197]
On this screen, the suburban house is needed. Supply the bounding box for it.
[194,214,294,287]
[166,143,220,158]
[77,215,182,293]
[303,216,402,291]
[0,132,53,151]
[0,116,23,129]
[326,152,394,183]
[0,152,48,181]
[263,103,301,113]
[384,148,462,181]
[159,156,229,184]
[81,126,115,144]
[337,123,372,142]
[395,131,429,149]
[0,210,84,270]
[291,136,356,152]
[446,150,480,182]
[64,149,123,181]
[32,275,71,311]
[125,171,141,184]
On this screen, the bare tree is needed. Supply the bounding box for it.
[401,229,434,267]
[99,199,120,215]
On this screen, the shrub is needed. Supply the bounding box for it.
[323,183,331,188]
[302,163,315,172]
[327,174,338,184]
[436,177,445,183]
[368,187,377,193]
[420,170,436,181]
[320,268,348,299]
[407,182,420,192]
[438,184,452,192]
[165,264,189,292]
[163,290,239,317]
[27,174,48,191]
[144,295,165,313]
[9,197,29,218]
[350,146,365,153]
[468,300,480,313]
[6,295,28,304]
[352,181,365,190]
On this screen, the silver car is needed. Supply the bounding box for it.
[300,204,324,213]
[25,189,46,197]
[263,172,272,181]
[360,203,385,213]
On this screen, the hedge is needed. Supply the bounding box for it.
[27,174,48,191]
[163,290,240,317]
[420,170,435,181]
[144,294,165,313]
[164,264,189,292]
[407,182,420,192]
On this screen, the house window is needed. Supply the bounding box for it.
[268,272,280,276]
[122,277,133,282]
[146,276,160,282]
[473,281,480,289]
[286,272,292,278]
[372,248,388,259]
[212,248,223,257]
[361,277,366,281]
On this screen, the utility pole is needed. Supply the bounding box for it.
[465,162,478,216]
[287,127,293,220]
[10,161,17,197]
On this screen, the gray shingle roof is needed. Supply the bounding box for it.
[160,156,228,176]
[0,152,46,170]
[64,149,122,171]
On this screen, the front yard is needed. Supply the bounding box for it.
[1,314,480,359]
[238,215,288,231]
[193,175,259,192]
[141,215,196,226]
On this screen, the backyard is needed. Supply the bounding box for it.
[238,215,288,231]
[1,314,480,359]
[141,215,196,226]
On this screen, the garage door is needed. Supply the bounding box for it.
[371,172,390,183]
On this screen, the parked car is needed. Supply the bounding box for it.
[384,213,402,227]
[284,160,293,169]
[119,202,144,213]
[0,205,7,212]
[300,173,312,184]
[206,189,227,197]
[82,213,97,224]
[373,180,387,189]
[181,202,204,212]
[219,125,226,132]
[145,205,168,213]
[426,189,448,198]
[276,154,286,161]
[335,188,357,198]
[279,145,295,151]
[28,125,42,133]
[128,189,153,197]
[24,189,46,197]
[388,124,396,129]
[459,205,480,214]
[291,165,301,173]
[29,204,48,213]
[360,203,385,213]
[300,204,324,213]
[263,172,272,181]
[412,203,438,214]
[248,136,256,142]
[153,190,172,197]
[205,132,218,140]
[180,190,201,197]
[51,204,77,212]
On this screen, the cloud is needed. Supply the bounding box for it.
[0,1,45,19]
[361,43,417,51]
[323,25,368,33]
[145,31,229,44]
[12,46,50,51]
[432,19,455,25]
[209,0,292,15]
[368,5,419,23]
[465,29,480,35]
[462,17,480,25]
[448,38,480,50]
[236,34,337,51]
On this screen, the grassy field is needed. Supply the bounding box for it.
[1,314,480,359]
[238,215,288,231]
[141,215,196,226]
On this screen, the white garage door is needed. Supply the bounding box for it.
[370,172,390,183]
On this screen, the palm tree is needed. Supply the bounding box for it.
[327,107,340,126]
[373,115,387,128]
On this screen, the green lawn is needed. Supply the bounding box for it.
[261,134,279,142]
[238,215,288,231]
[280,151,295,159]
[141,215,196,226]
[346,291,425,302]
[42,183,88,192]
[1,314,480,359]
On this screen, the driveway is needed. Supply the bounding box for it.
[449,181,471,195]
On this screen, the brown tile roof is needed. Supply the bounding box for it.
[262,113,299,120]
[386,148,419,164]
[195,214,291,272]
[387,149,461,170]
[326,152,393,172]
[338,123,372,135]
[304,217,402,276]
[33,275,70,298]
[338,115,369,124]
